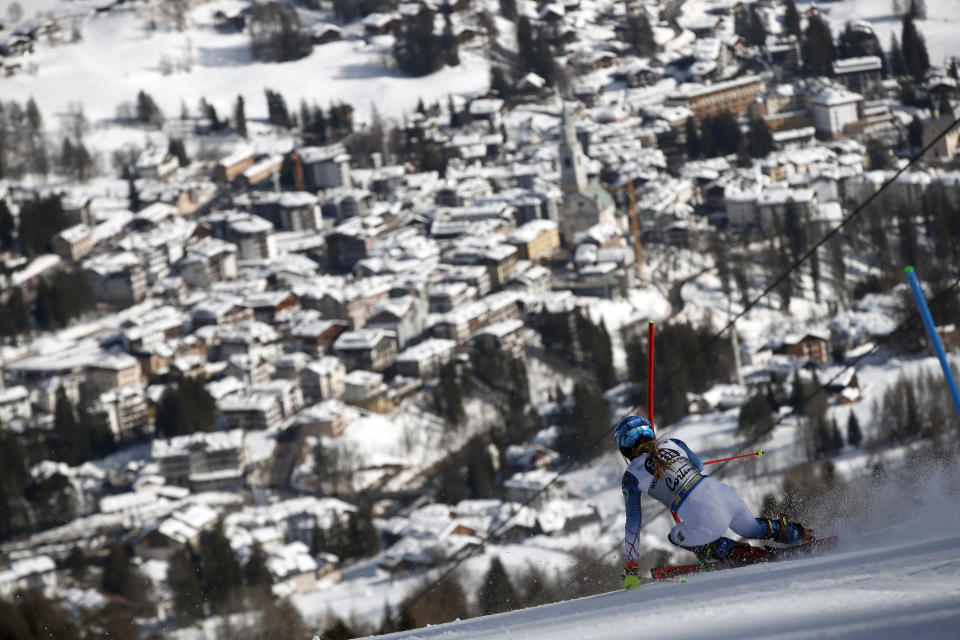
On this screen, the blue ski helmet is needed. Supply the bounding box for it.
[614,415,654,458]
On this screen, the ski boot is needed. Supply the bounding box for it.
[688,537,768,564]
[759,516,813,545]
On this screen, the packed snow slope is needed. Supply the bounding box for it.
[365,466,960,640]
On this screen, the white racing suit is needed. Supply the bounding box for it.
[622,438,766,564]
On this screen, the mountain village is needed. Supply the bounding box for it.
[0,0,959,637]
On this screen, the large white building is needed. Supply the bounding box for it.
[811,89,862,140]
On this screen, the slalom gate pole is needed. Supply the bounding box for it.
[703,450,763,465]
[648,320,655,429]
[904,266,960,427]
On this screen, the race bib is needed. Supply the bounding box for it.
[646,449,703,509]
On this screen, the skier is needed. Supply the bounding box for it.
[616,415,811,588]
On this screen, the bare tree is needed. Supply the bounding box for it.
[157,0,191,32]
[61,102,89,141]
[6,2,23,24]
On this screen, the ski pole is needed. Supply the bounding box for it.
[669,450,763,524]
[703,450,763,465]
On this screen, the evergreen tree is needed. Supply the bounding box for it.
[394,8,443,76]
[18,195,67,258]
[135,89,164,128]
[908,0,927,20]
[625,6,657,57]
[901,16,930,80]
[434,361,465,426]
[25,98,48,177]
[378,603,397,635]
[257,598,311,639]
[574,311,616,389]
[0,431,30,541]
[167,137,189,167]
[516,15,536,76]
[72,140,93,181]
[838,22,886,74]
[101,542,133,596]
[736,136,752,168]
[199,524,243,614]
[53,388,90,465]
[234,95,248,138]
[889,33,907,77]
[737,391,775,442]
[699,112,742,157]
[747,117,774,158]
[736,4,767,47]
[479,557,520,615]
[436,458,466,504]
[685,118,701,160]
[0,589,82,639]
[557,382,610,461]
[803,13,836,77]
[59,136,75,176]
[0,199,15,251]
[347,509,381,558]
[167,547,204,624]
[490,66,513,100]
[465,438,496,499]
[244,543,272,590]
[321,618,355,640]
[249,1,313,62]
[830,418,844,453]
[500,0,517,21]
[126,169,141,212]
[155,377,217,438]
[265,88,292,128]
[440,12,460,67]
[783,0,801,38]
[33,280,55,330]
[80,403,116,459]
[448,94,461,128]
[403,575,469,627]
[66,545,88,581]
[532,26,558,87]
[8,288,29,338]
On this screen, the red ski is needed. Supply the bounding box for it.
[651,536,838,581]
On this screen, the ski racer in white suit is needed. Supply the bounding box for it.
[615,416,810,588]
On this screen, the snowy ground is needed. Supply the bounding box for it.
[1,0,491,126]
[798,0,960,68]
[678,0,959,68]
[362,471,960,640]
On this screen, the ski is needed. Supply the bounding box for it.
[650,536,839,581]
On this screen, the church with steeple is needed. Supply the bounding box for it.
[557,107,616,245]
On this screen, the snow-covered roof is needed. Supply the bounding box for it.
[396,338,457,363]
[151,429,245,459]
[832,56,882,75]
[334,328,393,351]
[812,88,862,107]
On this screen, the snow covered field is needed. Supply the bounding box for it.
[0,0,491,125]
[798,0,959,68]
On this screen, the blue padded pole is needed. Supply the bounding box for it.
[905,266,960,427]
